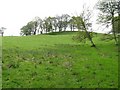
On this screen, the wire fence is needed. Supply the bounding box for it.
[0,36,2,89]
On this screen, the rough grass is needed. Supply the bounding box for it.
[2,32,118,88]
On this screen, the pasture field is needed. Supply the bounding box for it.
[2,32,118,88]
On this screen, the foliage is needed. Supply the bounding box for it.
[20,21,36,36]
[72,31,87,43]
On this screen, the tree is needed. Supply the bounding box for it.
[69,17,76,31]
[114,16,120,33]
[38,18,44,34]
[52,17,58,32]
[0,27,6,37]
[56,15,63,32]
[21,16,43,36]
[73,5,95,47]
[47,17,53,32]
[80,6,95,47]
[33,16,41,35]
[42,18,48,33]
[42,17,53,33]
[72,16,82,31]
[33,21,38,35]
[116,0,120,35]
[96,0,118,45]
[20,21,35,36]
[61,14,70,31]
[20,25,30,36]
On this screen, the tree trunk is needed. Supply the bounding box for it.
[54,27,57,32]
[34,22,37,35]
[118,14,120,33]
[73,25,75,31]
[85,30,96,47]
[64,27,66,31]
[58,27,62,32]
[1,32,3,37]
[40,31,43,34]
[70,26,72,31]
[33,30,37,35]
[118,14,120,45]
[112,14,118,45]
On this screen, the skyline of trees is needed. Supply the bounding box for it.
[20,14,82,36]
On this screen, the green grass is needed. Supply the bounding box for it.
[2,32,118,88]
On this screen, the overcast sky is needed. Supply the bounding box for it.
[0,0,103,36]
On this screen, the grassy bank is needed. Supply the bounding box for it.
[2,32,118,88]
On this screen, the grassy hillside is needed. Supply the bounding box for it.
[2,32,118,88]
